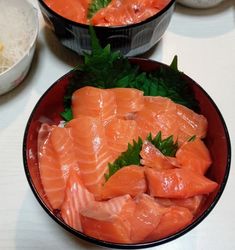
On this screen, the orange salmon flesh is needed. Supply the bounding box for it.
[44,0,171,26]
[38,86,217,244]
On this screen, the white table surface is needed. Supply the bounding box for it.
[0,0,235,249]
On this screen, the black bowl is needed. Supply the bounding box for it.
[23,58,231,249]
[38,0,175,56]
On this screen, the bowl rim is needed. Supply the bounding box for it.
[23,57,231,249]
[0,0,39,78]
[38,0,176,30]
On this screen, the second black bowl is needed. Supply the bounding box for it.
[38,0,175,56]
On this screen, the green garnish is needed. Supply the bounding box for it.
[61,26,199,121]
[60,107,73,122]
[105,132,179,180]
[105,137,143,181]
[147,132,178,157]
[188,135,196,142]
[88,0,111,19]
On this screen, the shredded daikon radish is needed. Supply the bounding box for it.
[0,3,35,74]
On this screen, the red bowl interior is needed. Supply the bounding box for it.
[23,58,231,248]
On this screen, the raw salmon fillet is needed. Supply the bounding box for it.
[140,140,176,170]
[137,96,208,144]
[61,170,94,232]
[81,195,135,243]
[155,195,204,215]
[44,0,89,24]
[45,0,170,26]
[145,206,193,241]
[66,115,114,198]
[38,125,67,209]
[109,88,144,118]
[105,118,138,158]
[176,104,208,143]
[130,194,165,243]
[146,168,218,198]
[152,0,171,9]
[72,86,117,125]
[176,138,212,175]
[91,0,168,26]
[81,194,131,220]
[101,165,147,199]
[135,97,179,141]
[144,96,176,115]
[38,124,81,209]
[135,110,163,140]
[37,123,52,154]
[50,126,79,180]
[37,85,216,244]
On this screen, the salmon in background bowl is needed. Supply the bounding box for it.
[38,0,175,56]
[23,34,230,248]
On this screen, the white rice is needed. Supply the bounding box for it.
[0,1,35,74]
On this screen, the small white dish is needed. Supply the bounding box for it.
[0,0,39,95]
[177,0,224,8]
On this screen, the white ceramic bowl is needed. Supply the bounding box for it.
[177,0,223,8]
[0,0,38,95]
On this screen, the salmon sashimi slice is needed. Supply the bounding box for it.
[153,112,180,141]
[144,96,176,115]
[38,125,66,209]
[91,0,135,26]
[130,194,165,243]
[135,109,179,142]
[50,126,79,180]
[135,110,162,140]
[155,195,204,215]
[145,206,193,241]
[44,0,89,24]
[81,195,135,243]
[140,141,176,170]
[176,104,208,143]
[137,96,208,145]
[72,86,117,125]
[152,0,171,9]
[176,138,212,175]
[138,96,178,139]
[66,115,114,198]
[37,123,52,153]
[61,170,95,232]
[109,88,144,118]
[145,168,218,199]
[101,165,147,199]
[105,118,139,158]
[91,0,166,26]
[81,194,131,220]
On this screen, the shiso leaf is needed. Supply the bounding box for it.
[170,55,178,71]
[147,132,178,157]
[105,132,179,181]
[60,107,73,122]
[62,26,199,122]
[104,137,143,181]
